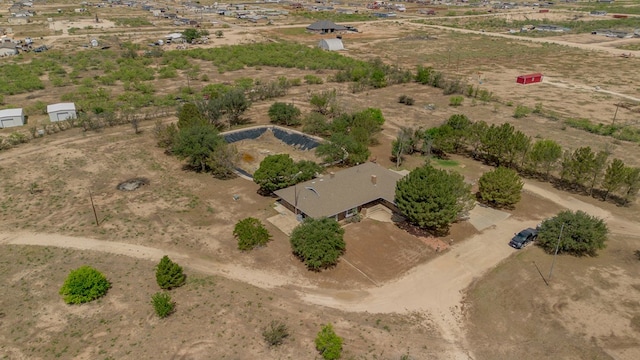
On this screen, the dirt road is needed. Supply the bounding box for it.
[2,180,637,359]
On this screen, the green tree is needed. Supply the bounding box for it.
[315,323,343,360]
[207,143,238,179]
[395,165,473,233]
[479,123,517,166]
[536,210,608,257]
[445,114,471,152]
[59,266,111,304]
[302,112,331,137]
[177,103,207,129]
[151,292,175,318]
[622,167,640,205]
[290,218,346,271]
[478,167,524,208]
[268,102,302,126]
[221,88,250,127]
[602,158,627,201]
[561,147,596,189]
[253,154,299,193]
[172,125,225,172]
[316,133,370,166]
[234,217,272,251]
[588,150,609,196]
[310,89,338,116]
[156,255,186,290]
[465,120,489,158]
[528,139,562,178]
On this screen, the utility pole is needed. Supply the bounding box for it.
[548,223,564,281]
[612,103,620,126]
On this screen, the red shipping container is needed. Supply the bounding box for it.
[516,73,543,85]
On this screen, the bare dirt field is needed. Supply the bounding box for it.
[2,2,640,359]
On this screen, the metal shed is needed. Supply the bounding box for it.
[47,102,77,122]
[0,108,25,128]
[318,38,344,51]
[516,73,543,85]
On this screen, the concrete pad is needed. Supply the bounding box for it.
[268,202,301,236]
[467,203,511,231]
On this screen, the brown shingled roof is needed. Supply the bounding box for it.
[274,162,404,219]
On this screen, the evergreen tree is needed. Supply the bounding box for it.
[602,158,627,201]
[156,256,186,290]
[478,167,524,208]
[290,218,345,271]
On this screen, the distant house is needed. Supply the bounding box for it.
[47,103,77,122]
[0,42,18,57]
[535,24,570,32]
[318,38,344,51]
[0,108,25,128]
[306,20,347,34]
[274,162,405,221]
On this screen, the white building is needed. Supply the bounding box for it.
[318,38,344,51]
[0,108,25,128]
[47,103,77,122]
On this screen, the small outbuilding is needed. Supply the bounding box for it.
[47,102,77,122]
[0,42,18,57]
[318,38,344,51]
[0,108,25,128]
[516,73,543,85]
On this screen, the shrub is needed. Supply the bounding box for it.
[449,95,464,107]
[151,292,175,318]
[268,102,302,126]
[262,320,289,347]
[234,217,272,251]
[315,324,343,360]
[290,218,345,271]
[304,74,324,84]
[59,266,111,304]
[156,255,186,290]
[398,95,415,105]
[513,104,531,118]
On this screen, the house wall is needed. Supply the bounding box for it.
[49,110,77,122]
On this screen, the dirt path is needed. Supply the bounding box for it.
[543,77,640,103]
[1,181,638,359]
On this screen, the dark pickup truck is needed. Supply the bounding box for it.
[509,228,538,249]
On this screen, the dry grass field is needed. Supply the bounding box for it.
[2,1,640,359]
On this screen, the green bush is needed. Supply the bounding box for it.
[268,102,302,126]
[536,210,609,257]
[233,217,272,251]
[156,255,186,290]
[59,266,111,304]
[449,96,464,107]
[315,323,343,360]
[151,292,175,318]
[262,320,289,347]
[290,218,345,271]
[513,104,531,118]
[304,74,324,84]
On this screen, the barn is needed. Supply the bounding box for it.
[0,108,25,128]
[516,73,543,85]
[47,102,77,122]
[318,38,344,51]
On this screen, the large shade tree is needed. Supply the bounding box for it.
[395,165,473,233]
[253,154,321,194]
[536,210,608,257]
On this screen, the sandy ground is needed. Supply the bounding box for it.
[2,179,637,359]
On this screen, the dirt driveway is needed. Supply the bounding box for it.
[2,178,636,359]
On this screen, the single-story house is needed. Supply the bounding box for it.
[318,38,344,51]
[47,102,77,122]
[0,108,25,128]
[274,162,405,221]
[0,42,18,57]
[306,20,347,34]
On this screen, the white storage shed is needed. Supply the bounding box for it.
[318,38,344,51]
[47,102,77,122]
[0,108,25,128]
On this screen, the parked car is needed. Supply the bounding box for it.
[509,228,538,249]
[33,45,48,53]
